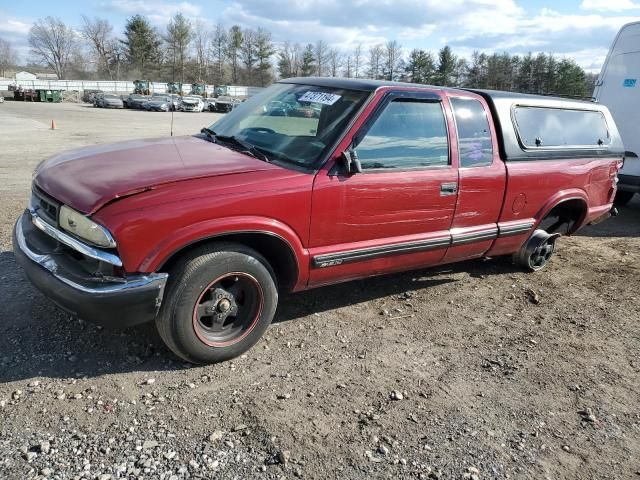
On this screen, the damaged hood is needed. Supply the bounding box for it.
[34,136,278,214]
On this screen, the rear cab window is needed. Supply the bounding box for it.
[513,107,611,149]
[451,97,493,167]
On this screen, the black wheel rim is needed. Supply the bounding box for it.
[529,240,554,270]
[192,272,264,347]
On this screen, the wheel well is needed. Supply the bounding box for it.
[160,233,299,292]
[538,199,587,235]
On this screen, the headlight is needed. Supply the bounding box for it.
[59,205,117,248]
[161,103,167,108]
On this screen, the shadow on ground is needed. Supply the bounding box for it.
[579,196,640,237]
[0,249,519,383]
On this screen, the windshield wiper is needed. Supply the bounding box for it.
[200,127,217,143]
[215,134,272,163]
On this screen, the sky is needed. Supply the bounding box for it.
[1,0,639,73]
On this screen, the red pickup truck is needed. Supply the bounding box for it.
[14,78,624,364]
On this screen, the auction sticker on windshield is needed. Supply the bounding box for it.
[299,91,342,105]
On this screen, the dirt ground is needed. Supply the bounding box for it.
[0,101,638,480]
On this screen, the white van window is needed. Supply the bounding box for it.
[514,107,611,149]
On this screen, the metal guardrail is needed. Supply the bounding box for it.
[0,80,262,98]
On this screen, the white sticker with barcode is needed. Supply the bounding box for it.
[298,91,342,105]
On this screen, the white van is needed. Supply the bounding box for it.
[594,22,640,205]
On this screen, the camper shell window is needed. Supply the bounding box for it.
[513,106,611,149]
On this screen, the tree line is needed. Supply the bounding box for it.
[0,14,596,97]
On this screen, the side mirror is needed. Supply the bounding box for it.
[341,149,363,174]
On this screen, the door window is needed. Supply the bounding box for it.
[451,97,493,167]
[356,100,449,170]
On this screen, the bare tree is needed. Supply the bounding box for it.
[343,55,353,78]
[384,40,402,81]
[0,38,18,77]
[353,42,363,78]
[314,40,329,77]
[328,48,342,77]
[193,20,209,82]
[368,44,383,79]
[29,17,77,79]
[80,16,116,79]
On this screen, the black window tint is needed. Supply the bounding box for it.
[514,107,611,148]
[451,97,493,167]
[356,100,449,170]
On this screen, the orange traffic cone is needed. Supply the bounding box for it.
[51,119,56,130]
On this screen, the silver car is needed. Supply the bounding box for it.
[96,94,124,109]
[144,96,172,112]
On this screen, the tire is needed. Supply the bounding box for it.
[614,190,635,206]
[513,229,560,272]
[156,242,278,364]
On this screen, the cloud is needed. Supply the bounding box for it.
[0,16,30,36]
[98,0,201,25]
[580,0,640,12]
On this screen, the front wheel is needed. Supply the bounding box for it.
[156,243,278,364]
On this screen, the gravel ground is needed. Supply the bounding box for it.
[0,101,639,480]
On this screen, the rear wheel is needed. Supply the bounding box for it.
[156,242,278,364]
[614,190,635,206]
[513,229,560,271]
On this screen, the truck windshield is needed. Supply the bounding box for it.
[208,83,369,169]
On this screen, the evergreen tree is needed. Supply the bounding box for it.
[226,25,242,83]
[300,44,315,76]
[436,46,457,86]
[255,28,275,86]
[405,49,436,84]
[121,15,161,77]
[164,13,192,83]
[210,23,227,85]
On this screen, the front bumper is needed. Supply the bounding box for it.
[13,212,168,328]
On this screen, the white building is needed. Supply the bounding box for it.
[15,71,37,81]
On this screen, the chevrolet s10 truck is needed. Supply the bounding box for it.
[14,78,624,364]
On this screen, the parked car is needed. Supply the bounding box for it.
[0,95,4,103]
[95,94,124,109]
[212,95,239,113]
[167,94,181,111]
[180,95,205,112]
[124,94,150,109]
[144,96,172,112]
[14,78,623,364]
[83,89,103,104]
[594,21,640,206]
[264,100,291,116]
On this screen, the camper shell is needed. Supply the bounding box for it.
[470,90,625,162]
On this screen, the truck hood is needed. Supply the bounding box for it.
[34,136,278,214]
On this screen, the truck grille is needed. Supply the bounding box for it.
[30,187,61,227]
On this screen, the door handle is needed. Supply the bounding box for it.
[440,183,458,196]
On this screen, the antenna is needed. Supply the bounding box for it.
[170,57,175,137]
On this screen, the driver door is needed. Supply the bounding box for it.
[308,90,459,287]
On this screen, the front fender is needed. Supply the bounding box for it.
[138,215,309,284]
